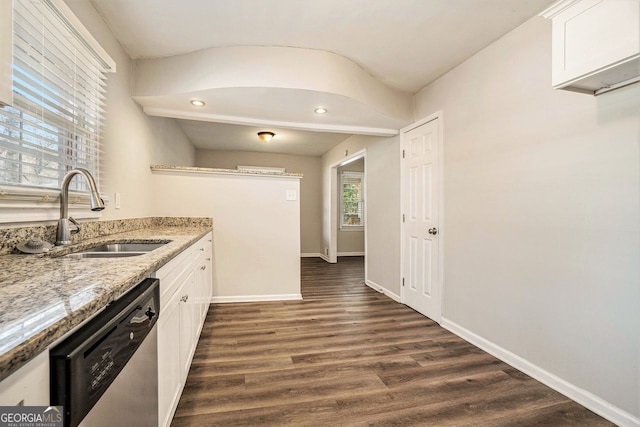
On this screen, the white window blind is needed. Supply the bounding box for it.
[341,171,364,227]
[0,0,109,193]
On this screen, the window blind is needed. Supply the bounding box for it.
[341,172,364,227]
[0,0,107,193]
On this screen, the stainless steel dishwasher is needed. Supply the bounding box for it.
[50,278,160,427]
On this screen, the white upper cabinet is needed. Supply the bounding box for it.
[541,0,640,95]
[0,0,12,107]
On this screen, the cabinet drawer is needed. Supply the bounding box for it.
[154,245,194,306]
[193,232,213,263]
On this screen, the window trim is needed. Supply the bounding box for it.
[340,171,365,229]
[0,0,114,224]
[0,183,108,223]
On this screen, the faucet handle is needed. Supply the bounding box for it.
[68,217,81,234]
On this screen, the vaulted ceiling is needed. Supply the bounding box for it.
[87,0,554,155]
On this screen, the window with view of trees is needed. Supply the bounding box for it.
[0,0,111,193]
[340,171,364,227]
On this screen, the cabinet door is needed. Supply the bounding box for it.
[0,351,48,406]
[201,233,213,319]
[157,289,182,427]
[178,270,197,378]
[551,0,640,87]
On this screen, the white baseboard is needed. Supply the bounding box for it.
[440,318,640,427]
[337,251,365,256]
[300,252,330,262]
[365,279,401,303]
[211,294,302,303]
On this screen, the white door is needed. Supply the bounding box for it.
[402,118,441,322]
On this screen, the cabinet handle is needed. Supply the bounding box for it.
[201,265,206,270]
[206,258,211,261]
[200,248,205,252]
[180,295,189,302]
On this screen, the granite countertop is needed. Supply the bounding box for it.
[0,224,212,382]
[150,164,303,178]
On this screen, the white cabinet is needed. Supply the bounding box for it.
[157,286,182,427]
[178,269,198,378]
[155,232,213,427]
[0,0,12,106]
[541,0,640,95]
[0,351,49,406]
[193,233,213,323]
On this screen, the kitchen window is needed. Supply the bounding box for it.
[0,0,114,222]
[340,171,364,228]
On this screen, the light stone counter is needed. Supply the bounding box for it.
[0,219,212,382]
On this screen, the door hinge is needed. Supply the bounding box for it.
[402,214,405,223]
[402,149,405,159]
[402,278,405,286]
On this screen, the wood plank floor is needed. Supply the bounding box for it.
[172,257,613,426]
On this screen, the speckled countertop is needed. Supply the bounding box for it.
[0,222,212,382]
[150,164,303,178]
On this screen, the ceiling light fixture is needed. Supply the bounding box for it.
[190,99,205,107]
[257,131,275,142]
[314,107,327,114]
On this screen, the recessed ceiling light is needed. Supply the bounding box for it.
[314,107,327,114]
[190,99,205,107]
[257,131,275,142]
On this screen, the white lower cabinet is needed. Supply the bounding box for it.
[0,231,213,427]
[156,232,213,427]
[178,270,198,378]
[157,287,182,427]
[0,351,49,406]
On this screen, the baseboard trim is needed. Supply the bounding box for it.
[337,251,365,256]
[301,252,323,258]
[300,252,330,262]
[365,279,401,303]
[440,318,640,427]
[211,294,303,303]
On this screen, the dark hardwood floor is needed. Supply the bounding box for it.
[172,257,612,426]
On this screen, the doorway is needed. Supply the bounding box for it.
[337,157,365,258]
[328,150,367,271]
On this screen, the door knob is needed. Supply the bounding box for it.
[428,228,438,235]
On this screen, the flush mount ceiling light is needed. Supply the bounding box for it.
[257,131,275,142]
[314,107,327,114]
[190,99,205,107]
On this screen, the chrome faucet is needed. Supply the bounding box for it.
[55,168,105,246]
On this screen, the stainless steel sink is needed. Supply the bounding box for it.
[67,252,146,259]
[81,243,167,253]
[64,241,170,258]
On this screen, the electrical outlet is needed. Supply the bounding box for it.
[286,189,297,201]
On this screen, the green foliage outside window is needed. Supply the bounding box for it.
[341,172,363,226]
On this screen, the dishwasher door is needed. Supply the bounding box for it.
[79,325,158,427]
[50,278,159,427]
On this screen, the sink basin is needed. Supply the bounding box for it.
[81,243,167,253]
[67,252,146,259]
[63,241,170,258]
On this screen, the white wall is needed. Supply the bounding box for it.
[150,169,301,301]
[64,1,196,221]
[195,150,322,255]
[414,16,640,421]
[322,135,401,298]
